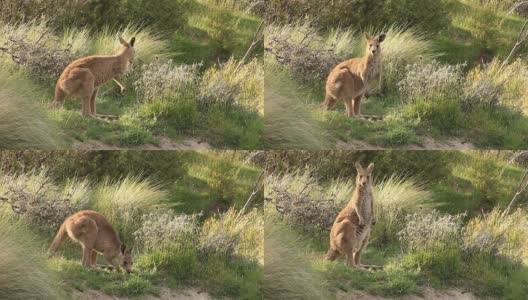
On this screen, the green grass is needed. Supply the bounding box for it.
[265,152,528,299]
[264,2,528,149]
[0,1,263,150]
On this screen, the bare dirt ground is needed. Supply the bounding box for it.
[337,287,488,300]
[72,288,219,300]
[72,136,211,150]
[337,137,476,150]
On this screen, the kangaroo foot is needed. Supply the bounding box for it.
[358,264,383,271]
[360,114,383,121]
[95,114,120,121]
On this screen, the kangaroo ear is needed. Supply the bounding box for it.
[129,37,136,47]
[119,36,128,46]
[367,162,375,173]
[355,161,363,171]
[378,34,386,43]
[364,32,371,40]
[121,244,126,254]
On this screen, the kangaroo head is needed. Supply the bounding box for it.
[355,161,374,188]
[364,33,386,57]
[118,36,136,64]
[119,243,133,273]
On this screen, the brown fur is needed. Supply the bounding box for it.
[52,37,136,119]
[325,162,376,267]
[322,33,385,117]
[48,210,133,273]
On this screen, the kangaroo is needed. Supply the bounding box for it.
[322,33,385,118]
[52,37,136,120]
[325,161,381,270]
[48,210,133,273]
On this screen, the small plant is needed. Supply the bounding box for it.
[463,208,528,262]
[399,210,465,253]
[0,170,87,232]
[464,58,528,111]
[399,60,465,104]
[134,59,201,101]
[0,21,74,80]
[134,211,200,251]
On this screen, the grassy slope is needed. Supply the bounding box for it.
[0,1,263,150]
[267,152,528,299]
[0,153,263,298]
[265,0,528,149]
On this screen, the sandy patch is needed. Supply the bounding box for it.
[72,287,217,300]
[337,287,485,300]
[72,137,211,150]
[337,137,476,150]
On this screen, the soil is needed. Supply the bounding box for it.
[72,287,218,300]
[337,137,476,150]
[72,136,211,150]
[337,287,486,300]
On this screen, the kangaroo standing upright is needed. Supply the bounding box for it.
[322,33,385,117]
[52,37,136,119]
[48,210,133,273]
[326,162,380,269]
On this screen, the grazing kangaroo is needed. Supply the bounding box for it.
[52,37,136,119]
[325,162,381,270]
[48,210,133,273]
[322,33,385,118]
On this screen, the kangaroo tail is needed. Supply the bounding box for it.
[48,222,68,256]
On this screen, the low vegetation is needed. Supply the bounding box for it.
[265,150,528,299]
[265,0,528,149]
[0,0,264,149]
[0,151,263,298]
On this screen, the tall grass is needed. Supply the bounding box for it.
[264,207,328,300]
[90,24,170,63]
[372,175,435,245]
[0,212,64,299]
[89,176,168,243]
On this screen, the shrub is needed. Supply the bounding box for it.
[463,208,528,263]
[399,60,465,103]
[134,211,200,251]
[265,22,339,83]
[0,21,73,80]
[464,58,528,111]
[0,213,64,299]
[265,169,345,231]
[199,58,264,111]
[134,60,201,101]
[399,210,465,253]
[199,208,263,261]
[372,175,434,245]
[0,170,88,232]
[89,176,168,243]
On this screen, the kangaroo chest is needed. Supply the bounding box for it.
[362,57,381,83]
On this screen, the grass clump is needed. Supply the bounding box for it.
[0,213,64,299]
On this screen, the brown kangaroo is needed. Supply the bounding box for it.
[48,210,133,273]
[325,162,381,270]
[322,33,385,118]
[52,37,136,119]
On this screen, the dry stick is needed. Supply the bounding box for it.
[501,19,528,70]
[500,168,528,220]
[237,169,264,219]
[236,20,264,72]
